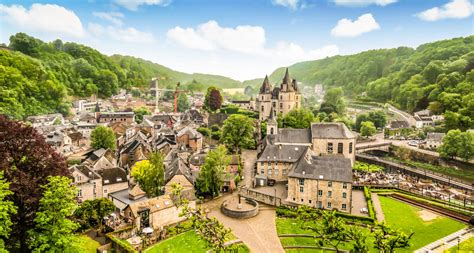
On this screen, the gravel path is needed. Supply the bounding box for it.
[371,193,385,222]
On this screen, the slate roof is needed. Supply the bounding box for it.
[126,195,174,218]
[69,164,101,181]
[260,75,272,94]
[189,152,206,166]
[166,157,194,184]
[426,132,445,142]
[388,120,410,129]
[310,123,356,139]
[97,167,127,185]
[99,112,134,119]
[257,144,308,163]
[288,156,352,183]
[273,128,311,144]
[177,126,203,139]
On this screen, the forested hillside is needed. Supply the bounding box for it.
[0,33,242,119]
[244,36,474,130]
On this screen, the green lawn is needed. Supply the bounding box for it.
[446,237,474,253]
[74,234,101,253]
[145,230,249,253]
[379,196,466,252]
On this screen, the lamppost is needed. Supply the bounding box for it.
[458,236,460,251]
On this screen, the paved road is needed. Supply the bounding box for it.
[371,193,385,222]
[387,104,416,126]
[414,228,473,253]
[202,194,285,253]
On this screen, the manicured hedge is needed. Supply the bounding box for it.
[106,227,137,253]
[363,186,376,220]
[276,206,374,224]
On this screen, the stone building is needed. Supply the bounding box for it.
[287,156,352,212]
[256,69,301,121]
[98,112,135,124]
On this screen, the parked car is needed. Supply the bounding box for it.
[408,140,418,147]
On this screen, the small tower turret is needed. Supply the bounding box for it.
[267,109,278,136]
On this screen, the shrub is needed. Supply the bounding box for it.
[197,127,211,137]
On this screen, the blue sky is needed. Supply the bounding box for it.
[0,0,473,80]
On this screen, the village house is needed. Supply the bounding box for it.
[26,113,64,128]
[420,132,446,150]
[98,112,135,124]
[108,184,148,212]
[45,130,73,155]
[69,164,102,203]
[384,120,411,137]
[119,131,153,168]
[83,148,117,171]
[414,109,444,129]
[97,167,129,198]
[231,100,255,111]
[180,109,205,125]
[287,156,352,212]
[176,126,203,152]
[256,69,302,121]
[74,100,104,114]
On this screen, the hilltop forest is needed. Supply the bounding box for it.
[0,33,241,119]
[245,35,474,130]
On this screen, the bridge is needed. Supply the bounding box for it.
[356,153,474,192]
[355,142,391,152]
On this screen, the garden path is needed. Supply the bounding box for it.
[371,193,385,222]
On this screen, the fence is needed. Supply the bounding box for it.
[239,187,284,207]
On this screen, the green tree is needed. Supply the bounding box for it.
[196,145,230,197]
[321,87,346,114]
[28,176,79,253]
[0,172,17,252]
[281,108,315,129]
[373,222,412,253]
[133,106,151,124]
[73,198,115,232]
[355,114,370,132]
[131,152,165,197]
[367,110,387,129]
[177,93,190,112]
[90,125,116,151]
[221,114,255,153]
[204,86,223,111]
[360,121,376,138]
[438,129,462,159]
[457,131,474,162]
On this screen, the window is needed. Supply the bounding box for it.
[272,102,276,107]
[343,183,347,189]
[260,168,264,174]
[261,162,264,166]
[338,143,343,154]
[280,103,283,109]
[318,190,323,196]
[293,198,295,201]
[327,143,333,153]
[328,181,332,187]
[327,202,332,208]
[299,186,304,193]
[275,168,279,175]
[309,200,312,204]
[317,201,322,208]
[77,189,82,197]
[299,179,305,185]
[104,189,108,194]
[268,169,272,175]
[328,191,332,198]
[280,95,283,100]
[282,169,287,175]
[342,204,347,210]
[349,142,353,154]
[301,199,304,202]
[261,105,264,112]
[343,192,347,198]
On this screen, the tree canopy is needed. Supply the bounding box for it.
[196,145,230,197]
[131,152,166,197]
[360,121,377,138]
[221,114,255,153]
[204,86,223,111]
[438,129,474,161]
[91,125,116,151]
[281,108,316,129]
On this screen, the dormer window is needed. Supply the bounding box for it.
[104,180,110,184]
[116,177,122,182]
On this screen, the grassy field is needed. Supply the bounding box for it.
[74,234,100,253]
[145,230,249,253]
[379,196,466,252]
[446,237,474,253]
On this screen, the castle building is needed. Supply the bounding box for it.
[256,69,302,121]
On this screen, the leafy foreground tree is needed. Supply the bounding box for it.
[360,121,377,138]
[281,108,316,129]
[0,115,70,252]
[74,198,115,232]
[91,125,116,151]
[196,145,230,198]
[204,86,223,111]
[131,152,165,197]
[181,200,233,252]
[28,176,80,253]
[0,171,17,252]
[221,114,255,153]
[373,222,413,253]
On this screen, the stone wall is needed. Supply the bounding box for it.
[221,198,259,219]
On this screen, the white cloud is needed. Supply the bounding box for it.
[88,23,155,43]
[416,0,474,21]
[331,13,380,37]
[272,42,339,62]
[332,0,397,7]
[167,20,266,53]
[272,0,300,10]
[93,11,124,26]
[113,0,171,11]
[0,3,85,38]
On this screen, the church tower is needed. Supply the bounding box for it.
[267,109,278,135]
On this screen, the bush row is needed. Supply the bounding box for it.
[363,187,377,220]
[276,206,375,224]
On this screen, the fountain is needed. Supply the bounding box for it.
[221,194,259,219]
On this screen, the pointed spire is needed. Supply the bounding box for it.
[268,108,277,124]
[260,75,271,93]
[283,68,291,84]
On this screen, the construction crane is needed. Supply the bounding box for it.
[151,78,190,113]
